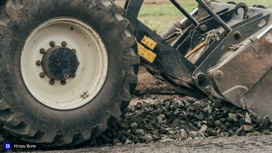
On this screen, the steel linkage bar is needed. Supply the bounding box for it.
[196,0,232,33]
[170,0,199,26]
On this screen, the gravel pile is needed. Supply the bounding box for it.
[0,95,271,149]
[92,95,272,146]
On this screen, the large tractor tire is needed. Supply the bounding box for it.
[0,0,139,147]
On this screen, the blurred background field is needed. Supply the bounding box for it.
[115,0,272,34]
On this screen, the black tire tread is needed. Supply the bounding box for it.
[0,0,139,147]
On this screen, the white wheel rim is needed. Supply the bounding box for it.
[21,17,108,110]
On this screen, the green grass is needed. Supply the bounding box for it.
[115,0,272,34]
[138,1,197,34]
[220,0,272,7]
[139,1,196,17]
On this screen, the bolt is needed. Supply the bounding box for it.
[39,72,45,78]
[197,73,206,83]
[61,80,66,85]
[40,48,45,54]
[49,41,55,47]
[64,74,69,79]
[200,24,208,32]
[214,70,224,79]
[49,79,55,85]
[233,31,241,40]
[36,60,41,66]
[72,49,77,53]
[61,41,67,47]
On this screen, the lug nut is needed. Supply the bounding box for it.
[72,49,77,53]
[40,48,45,54]
[64,74,69,79]
[49,41,55,47]
[49,79,55,85]
[61,80,66,85]
[61,41,67,47]
[39,72,45,78]
[36,60,41,66]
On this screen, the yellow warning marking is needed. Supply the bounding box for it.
[141,36,157,50]
[138,43,157,63]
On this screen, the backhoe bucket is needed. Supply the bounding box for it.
[245,68,272,119]
[210,34,272,119]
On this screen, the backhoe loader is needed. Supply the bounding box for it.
[0,0,271,147]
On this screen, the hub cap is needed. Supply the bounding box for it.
[42,47,79,80]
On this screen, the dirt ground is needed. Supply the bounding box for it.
[134,67,179,96]
[44,133,272,153]
[36,70,272,153]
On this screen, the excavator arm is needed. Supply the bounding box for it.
[125,0,272,119]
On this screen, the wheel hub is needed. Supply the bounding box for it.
[21,18,108,110]
[42,47,79,80]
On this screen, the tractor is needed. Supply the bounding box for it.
[0,0,271,147]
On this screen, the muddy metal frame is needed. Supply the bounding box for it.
[124,0,272,104]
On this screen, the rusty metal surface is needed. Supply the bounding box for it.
[211,35,272,110]
[244,68,272,118]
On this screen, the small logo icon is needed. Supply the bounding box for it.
[4,142,12,151]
